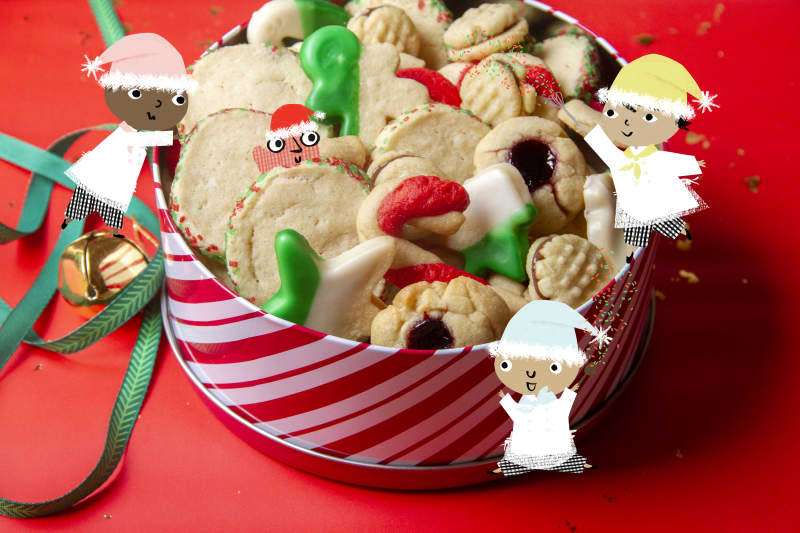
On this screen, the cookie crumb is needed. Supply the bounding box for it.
[675,449,683,459]
[676,238,691,251]
[34,364,42,371]
[678,270,699,284]
[713,3,725,23]
[103,514,112,519]
[736,148,745,156]
[9,201,14,207]
[668,27,678,35]
[210,6,222,15]
[684,131,705,145]
[741,278,748,284]
[696,21,711,35]
[653,289,666,301]
[701,140,710,149]
[717,50,725,58]
[634,33,656,46]
[198,40,214,49]
[744,175,760,193]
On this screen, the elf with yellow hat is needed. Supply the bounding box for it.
[583,54,718,263]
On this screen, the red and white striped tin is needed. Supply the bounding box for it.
[156,1,657,489]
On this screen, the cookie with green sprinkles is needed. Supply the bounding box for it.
[225,158,371,306]
[535,34,602,104]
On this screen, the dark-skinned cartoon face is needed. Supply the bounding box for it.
[494,356,581,396]
[598,102,679,148]
[266,130,321,167]
[105,87,188,131]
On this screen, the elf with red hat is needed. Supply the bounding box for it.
[62,33,194,237]
[253,104,325,173]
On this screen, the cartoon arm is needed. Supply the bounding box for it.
[662,151,703,177]
[499,393,520,421]
[584,125,626,171]
[559,388,578,411]
[123,130,175,147]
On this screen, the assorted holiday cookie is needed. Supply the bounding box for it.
[443,3,529,63]
[372,103,491,183]
[439,163,536,282]
[371,276,511,349]
[525,234,609,308]
[474,116,588,237]
[534,33,602,103]
[263,229,396,341]
[178,44,312,138]
[170,108,273,260]
[583,172,626,273]
[346,5,421,56]
[167,1,625,346]
[246,0,350,47]
[345,0,453,69]
[225,159,370,306]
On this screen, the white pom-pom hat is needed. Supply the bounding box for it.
[81,33,196,93]
[489,301,612,366]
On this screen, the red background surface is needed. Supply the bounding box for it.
[1,0,798,531]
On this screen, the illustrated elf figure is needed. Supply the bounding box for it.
[252,104,324,173]
[489,300,611,476]
[583,54,718,263]
[62,33,194,237]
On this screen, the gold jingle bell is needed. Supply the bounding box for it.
[58,231,149,318]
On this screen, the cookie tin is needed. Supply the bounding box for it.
[156,0,657,489]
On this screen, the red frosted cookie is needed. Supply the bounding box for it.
[397,68,462,107]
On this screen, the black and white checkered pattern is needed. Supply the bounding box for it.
[498,453,588,476]
[64,185,124,230]
[623,217,685,247]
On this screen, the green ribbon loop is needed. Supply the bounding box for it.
[0,300,161,518]
[0,0,167,517]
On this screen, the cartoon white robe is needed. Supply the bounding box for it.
[65,122,173,212]
[500,387,577,469]
[584,125,707,227]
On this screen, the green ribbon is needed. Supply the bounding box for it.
[0,300,160,518]
[0,0,167,518]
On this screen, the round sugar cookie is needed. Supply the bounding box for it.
[226,159,370,306]
[170,108,275,261]
[346,0,453,69]
[473,116,588,236]
[178,44,312,138]
[371,103,490,183]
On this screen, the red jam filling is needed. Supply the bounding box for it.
[506,139,556,192]
[407,315,454,350]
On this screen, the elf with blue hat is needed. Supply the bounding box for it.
[489,300,611,476]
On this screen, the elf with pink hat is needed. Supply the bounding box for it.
[62,33,194,237]
[253,104,325,173]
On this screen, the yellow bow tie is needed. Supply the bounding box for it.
[620,145,658,179]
